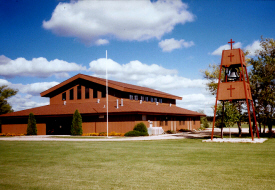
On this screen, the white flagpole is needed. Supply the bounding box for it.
[106,50,108,138]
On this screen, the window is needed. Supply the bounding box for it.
[150,97,154,102]
[142,115,146,121]
[85,87,89,99]
[129,95,133,100]
[102,89,106,98]
[165,120,168,126]
[145,97,149,102]
[159,99,162,103]
[141,96,144,101]
[154,98,157,103]
[62,92,66,100]
[77,85,81,99]
[193,118,196,125]
[183,120,185,125]
[93,89,98,99]
[134,95,138,101]
[160,120,163,126]
[69,89,74,100]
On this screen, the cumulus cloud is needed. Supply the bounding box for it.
[0,79,59,96]
[245,40,263,56]
[43,0,195,45]
[159,38,195,52]
[8,94,49,111]
[89,58,207,92]
[211,42,242,56]
[89,58,177,82]
[0,55,86,78]
[177,93,215,116]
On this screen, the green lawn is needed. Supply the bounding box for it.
[0,139,275,190]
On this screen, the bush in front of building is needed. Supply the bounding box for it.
[124,122,149,136]
[71,109,83,135]
[27,112,37,135]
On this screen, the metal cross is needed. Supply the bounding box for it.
[228,39,235,50]
[228,52,234,62]
[227,85,235,97]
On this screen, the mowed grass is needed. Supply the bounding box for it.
[0,139,275,190]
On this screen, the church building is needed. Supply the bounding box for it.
[0,74,205,135]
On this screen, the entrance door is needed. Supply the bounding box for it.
[46,117,71,135]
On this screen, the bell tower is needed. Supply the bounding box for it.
[211,39,259,140]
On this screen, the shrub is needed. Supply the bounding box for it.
[27,112,37,135]
[165,130,176,134]
[124,130,142,137]
[133,122,148,133]
[178,129,191,132]
[71,109,83,135]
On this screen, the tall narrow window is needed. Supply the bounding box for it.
[154,98,157,103]
[70,89,74,100]
[77,85,81,99]
[62,92,66,100]
[145,97,148,102]
[165,120,168,126]
[102,89,106,98]
[129,95,133,100]
[85,87,89,99]
[134,95,138,101]
[151,97,154,102]
[141,96,144,101]
[93,89,98,99]
[159,99,162,103]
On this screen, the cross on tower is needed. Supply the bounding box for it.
[227,85,235,97]
[228,39,235,50]
[228,52,234,62]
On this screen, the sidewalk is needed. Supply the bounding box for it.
[0,128,268,142]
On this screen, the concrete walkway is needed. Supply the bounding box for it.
[0,128,269,142]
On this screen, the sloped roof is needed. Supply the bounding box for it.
[40,74,182,100]
[0,101,204,118]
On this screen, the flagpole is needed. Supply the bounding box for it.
[106,50,108,138]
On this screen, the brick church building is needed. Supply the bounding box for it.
[0,74,205,135]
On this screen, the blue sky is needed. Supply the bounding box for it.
[0,0,274,116]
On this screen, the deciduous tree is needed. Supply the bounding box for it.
[0,85,18,115]
[248,37,275,135]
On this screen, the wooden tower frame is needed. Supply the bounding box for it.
[211,39,259,140]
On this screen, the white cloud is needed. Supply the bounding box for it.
[244,40,263,56]
[8,94,49,111]
[43,0,195,45]
[0,79,59,96]
[158,38,195,52]
[177,93,215,116]
[211,42,242,56]
[95,39,109,46]
[137,75,207,90]
[89,58,208,92]
[0,55,86,78]
[89,58,178,82]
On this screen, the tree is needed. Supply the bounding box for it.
[0,85,18,115]
[71,109,83,135]
[248,37,275,135]
[198,110,209,129]
[27,112,37,135]
[214,102,240,138]
[202,64,244,137]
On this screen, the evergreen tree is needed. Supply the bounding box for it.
[71,109,83,135]
[27,112,37,135]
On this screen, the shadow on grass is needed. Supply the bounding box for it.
[175,130,275,140]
